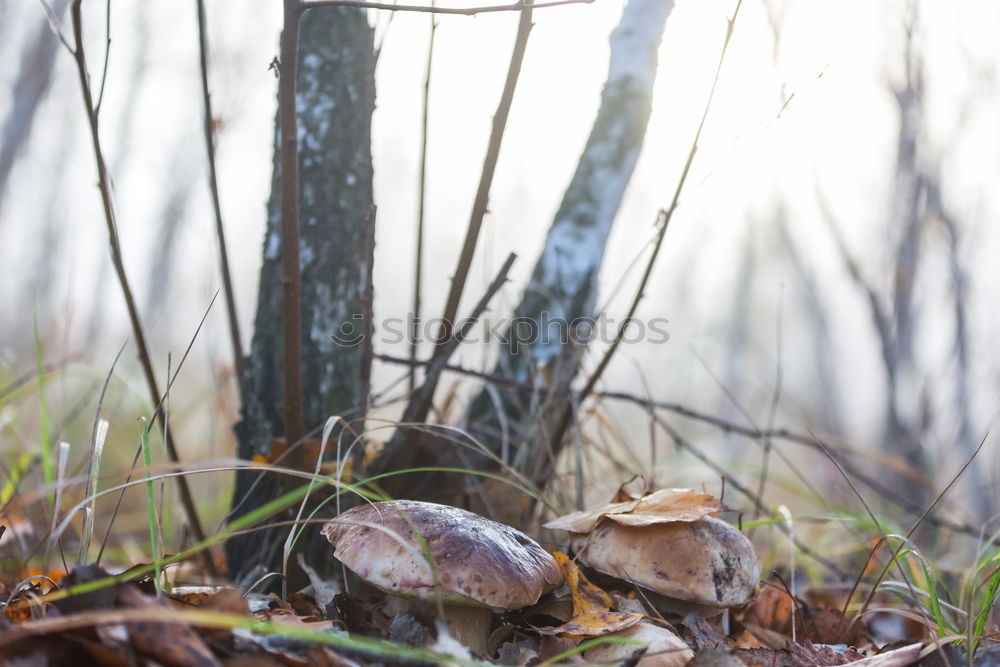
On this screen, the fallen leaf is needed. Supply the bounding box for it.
[787,641,864,665]
[731,646,795,666]
[260,607,335,631]
[539,610,645,638]
[681,613,727,651]
[538,635,583,663]
[117,584,221,667]
[739,623,788,650]
[554,552,614,614]
[288,592,323,618]
[169,585,232,608]
[540,553,646,638]
[544,488,728,533]
[496,637,539,666]
[851,643,923,667]
[740,581,865,645]
[199,588,251,615]
[728,629,770,650]
[688,648,745,666]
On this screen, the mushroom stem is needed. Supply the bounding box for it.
[441,605,493,656]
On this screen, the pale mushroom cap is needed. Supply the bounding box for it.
[572,515,760,608]
[583,622,693,667]
[322,500,562,611]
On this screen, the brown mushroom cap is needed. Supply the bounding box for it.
[322,500,562,611]
[571,515,760,608]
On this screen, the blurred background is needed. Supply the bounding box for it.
[1,0,999,544]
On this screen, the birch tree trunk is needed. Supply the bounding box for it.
[227,7,375,582]
[464,0,674,484]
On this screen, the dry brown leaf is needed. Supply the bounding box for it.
[541,552,646,638]
[554,552,614,615]
[539,610,645,638]
[741,581,865,646]
[680,613,727,651]
[544,488,727,533]
[728,629,770,650]
[731,646,795,666]
[199,588,251,615]
[739,623,788,650]
[168,585,231,608]
[538,635,583,664]
[261,607,336,631]
[852,643,924,667]
[788,641,864,665]
[5,596,33,623]
[116,584,221,667]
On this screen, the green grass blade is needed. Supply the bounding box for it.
[972,563,1000,655]
[918,559,949,639]
[139,418,162,596]
[1,451,36,504]
[33,317,53,494]
[80,419,108,563]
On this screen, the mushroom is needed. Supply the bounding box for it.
[321,500,562,655]
[583,621,693,667]
[569,515,760,614]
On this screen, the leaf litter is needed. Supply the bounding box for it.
[0,488,955,665]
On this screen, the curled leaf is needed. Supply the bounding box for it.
[544,488,728,533]
[554,552,613,615]
[544,552,646,638]
[539,610,645,638]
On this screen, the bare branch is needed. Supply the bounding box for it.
[376,253,517,473]
[94,0,111,114]
[376,352,989,540]
[303,0,591,15]
[196,0,245,392]
[68,0,215,575]
[435,3,532,345]
[279,0,306,460]
[543,0,746,481]
[410,8,437,394]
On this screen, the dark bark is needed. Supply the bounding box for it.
[228,7,375,583]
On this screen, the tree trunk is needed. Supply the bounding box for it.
[464,0,674,489]
[227,7,375,583]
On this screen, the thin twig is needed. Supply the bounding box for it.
[375,352,989,540]
[95,294,220,571]
[410,7,436,394]
[545,0,745,474]
[0,357,75,402]
[358,206,377,425]
[196,0,244,388]
[79,341,124,564]
[654,414,848,579]
[38,0,74,54]
[435,3,532,346]
[94,0,111,114]
[810,431,932,641]
[847,431,992,635]
[279,0,306,461]
[303,0,590,15]
[68,0,214,576]
[377,253,517,472]
[755,287,785,521]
